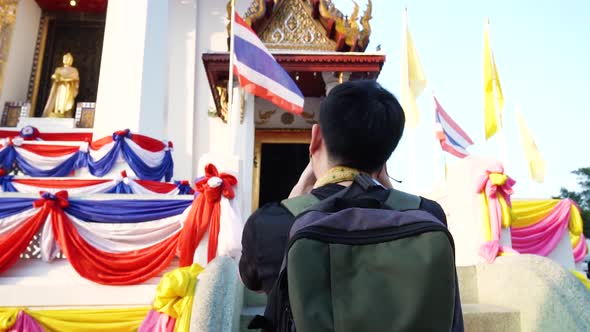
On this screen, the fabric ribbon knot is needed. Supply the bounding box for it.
[476,164,518,263]
[112,129,132,141]
[174,180,194,195]
[34,190,69,208]
[19,126,40,141]
[195,164,237,202]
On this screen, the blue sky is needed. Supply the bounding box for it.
[334,0,590,198]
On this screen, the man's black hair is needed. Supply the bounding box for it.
[319,79,405,173]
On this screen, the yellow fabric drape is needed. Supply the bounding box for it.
[0,307,148,332]
[512,199,584,235]
[512,199,560,228]
[0,308,19,331]
[568,204,584,236]
[570,270,590,292]
[152,263,204,332]
[480,193,492,241]
[0,264,204,332]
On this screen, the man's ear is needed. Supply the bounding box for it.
[310,124,322,156]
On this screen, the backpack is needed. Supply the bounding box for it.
[255,174,462,332]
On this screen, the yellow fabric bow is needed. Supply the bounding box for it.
[152,263,204,332]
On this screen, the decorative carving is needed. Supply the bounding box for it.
[0,0,18,98]
[258,0,336,51]
[244,0,267,26]
[318,0,372,50]
[1,101,29,127]
[359,0,372,49]
[215,83,229,123]
[281,112,295,125]
[20,230,66,260]
[256,109,277,125]
[240,89,246,124]
[75,102,96,128]
[301,110,317,125]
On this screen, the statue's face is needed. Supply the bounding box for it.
[63,53,73,66]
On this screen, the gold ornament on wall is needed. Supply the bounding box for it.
[255,109,277,125]
[0,0,18,98]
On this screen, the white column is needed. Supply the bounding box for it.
[166,0,197,181]
[94,0,168,140]
[0,0,40,109]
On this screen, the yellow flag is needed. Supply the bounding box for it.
[400,9,427,128]
[515,109,545,183]
[483,19,504,140]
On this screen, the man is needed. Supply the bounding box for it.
[239,80,461,329]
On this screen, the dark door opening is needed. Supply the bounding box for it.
[258,143,310,207]
[34,14,105,116]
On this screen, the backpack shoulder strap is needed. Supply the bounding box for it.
[281,194,321,217]
[384,189,422,211]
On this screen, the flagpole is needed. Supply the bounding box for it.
[227,0,237,150]
[432,91,441,183]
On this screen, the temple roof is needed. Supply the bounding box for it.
[238,0,372,52]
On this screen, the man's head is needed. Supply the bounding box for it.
[310,80,405,176]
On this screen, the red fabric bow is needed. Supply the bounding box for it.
[120,170,128,178]
[0,168,6,177]
[33,191,69,208]
[178,164,238,265]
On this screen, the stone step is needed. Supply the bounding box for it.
[463,303,520,332]
[458,265,479,303]
[240,303,521,332]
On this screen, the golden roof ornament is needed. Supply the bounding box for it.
[239,0,373,52]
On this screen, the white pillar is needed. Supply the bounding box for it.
[166,0,197,181]
[0,0,40,109]
[427,157,514,266]
[94,0,168,139]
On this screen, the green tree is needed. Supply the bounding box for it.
[556,167,590,237]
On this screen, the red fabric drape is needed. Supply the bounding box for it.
[13,178,109,188]
[50,209,179,285]
[20,191,179,285]
[19,144,80,157]
[177,164,237,266]
[0,207,48,274]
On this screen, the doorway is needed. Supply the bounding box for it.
[253,130,311,210]
[32,13,106,116]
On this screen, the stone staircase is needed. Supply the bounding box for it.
[239,265,521,332]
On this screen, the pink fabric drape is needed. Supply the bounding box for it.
[476,164,519,262]
[138,310,176,332]
[8,311,44,332]
[511,199,571,257]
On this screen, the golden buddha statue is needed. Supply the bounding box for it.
[42,52,79,118]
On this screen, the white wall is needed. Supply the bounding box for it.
[166,0,197,181]
[94,0,168,140]
[0,0,40,109]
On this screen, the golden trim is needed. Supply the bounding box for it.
[252,129,311,211]
[30,17,49,117]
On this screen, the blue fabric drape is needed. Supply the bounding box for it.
[65,198,193,223]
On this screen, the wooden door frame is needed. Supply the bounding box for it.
[252,129,311,211]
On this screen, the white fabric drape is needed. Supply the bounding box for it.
[125,138,167,168]
[0,208,40,237]
[15,147,77,170]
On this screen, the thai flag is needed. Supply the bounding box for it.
[434,95,474,158]
[232,13,304,114]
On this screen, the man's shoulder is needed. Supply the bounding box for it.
[245,201,294,229]
[417,196,447,225]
